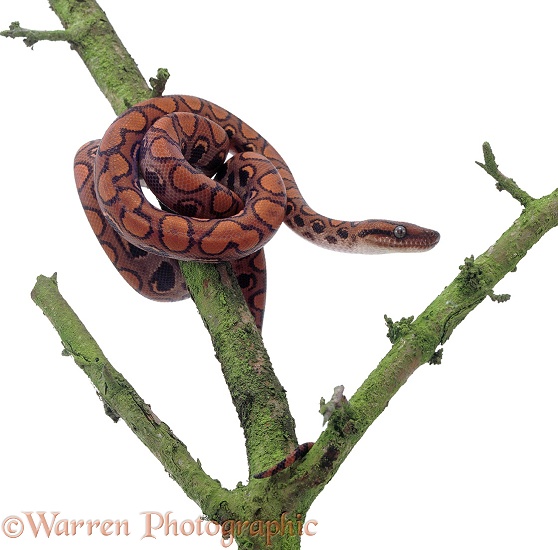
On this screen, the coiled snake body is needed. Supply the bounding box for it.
[74,95,439,477]
[74,95,439,329]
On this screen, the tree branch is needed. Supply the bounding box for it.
[475,141,534,206]
[8,0,301,527]
[30,273,230,513]
[287,152,558,506]
[1,0,152,113]
[1,21,75,47]
[179,261,298,477]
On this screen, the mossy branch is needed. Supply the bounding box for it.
[30,273,229,513]
[150,67,171,97]
[1,21,76,47]
[179,261,298,478]
[2,0,299,480]
[287,149,558,506]
[475,141,534,206]
[2,1,151,113]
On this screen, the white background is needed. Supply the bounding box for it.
[2,1,557,548]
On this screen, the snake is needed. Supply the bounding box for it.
[74,95,439,478]
[74,95,440,330]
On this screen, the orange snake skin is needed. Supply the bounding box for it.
[74,95,440,330]
[74,95,440,477]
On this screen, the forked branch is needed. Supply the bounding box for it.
[7,1,558,548]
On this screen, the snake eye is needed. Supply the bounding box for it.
[393,225,407,239]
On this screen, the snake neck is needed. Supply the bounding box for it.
[283,191,440,254]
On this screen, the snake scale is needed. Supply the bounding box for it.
[74,95,439,476]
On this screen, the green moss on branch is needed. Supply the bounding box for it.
[1,21,75,47]
[180,261,298,477]
[30,274,229,511]
[287,157,558,505]
[476,141,534,206]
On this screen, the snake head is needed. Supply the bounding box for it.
[352,219,440,253]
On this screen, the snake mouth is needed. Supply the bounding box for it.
[399,228,440,252]
[426,229,441,248]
